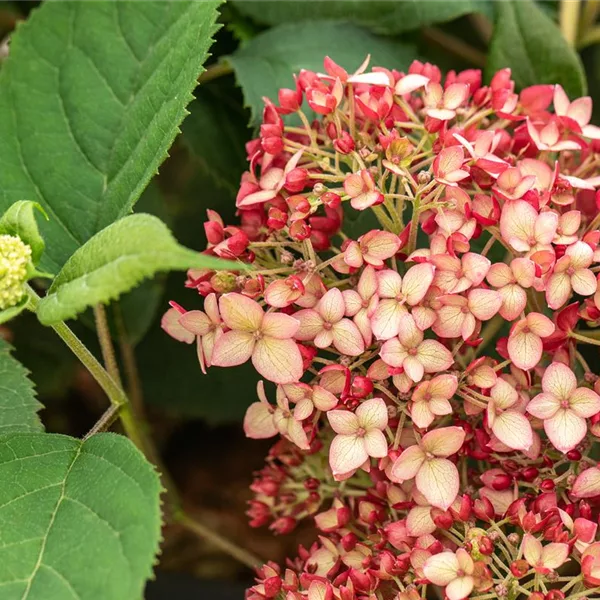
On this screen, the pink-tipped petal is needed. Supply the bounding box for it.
[219,293,264,331]
[421,426,466,457]
[261,312,300,339]
[542,362,577,399]
[390,445,426,481]
[211,330,255,367]
[508,330,543,371]
[364,429,388,457]
[416,458,460,510]
[545,409,587,453]
[356,397,388,430]
[572,467,600,498]
[243,402,277,439]
[417,340,454,373]
[492,410,533,451]
[253,337,303,384]
[423,552,459,586]
[332,319,366,356]
[329,434,368,475]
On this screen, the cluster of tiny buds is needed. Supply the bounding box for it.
[0,234,31,310]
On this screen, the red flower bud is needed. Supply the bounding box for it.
[510,559,529,578]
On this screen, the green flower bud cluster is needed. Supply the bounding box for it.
[0,234,32,309]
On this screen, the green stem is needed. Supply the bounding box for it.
[94,304,123,389]
[175,511,263,570]
[197,61,233,85]
[26,285,145,450]
[560,0,582,46]
[571,330,600,346]
[421,27,486,67]
[578,24,600,47]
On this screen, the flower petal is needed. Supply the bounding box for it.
[261,312,300,339]
[332,319,365,356]
[356,397,388,430]
[541,543,569,570]
[253,337,303,384]
[527,392,561,419]
[572,467,600,498]
[446,577,474,600]
[243,402,277,439]
[363,429,388,457]
[468,288,502,321]
[406,506,436,536]
[219,293,264,331]
[523,534,542,568]
[508,330,542,371]
[319,288,345,323]
[492,410,533,451]
[570,387,600,418]
[161,308,195,344]
[327,409,359,435]
[416,458,460,510]
[211,330,255,367]
[329,434,368,476]
[294,309,324,340]
[390,445,425,481]
[421,426,466,457]
[542,362,577,399]
[417,340,454,373]
[545,408,587,453]
[402,263,436,305]
[423,552,459,586]
[371,299,405,340]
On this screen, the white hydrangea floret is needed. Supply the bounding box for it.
[0,234,32,310]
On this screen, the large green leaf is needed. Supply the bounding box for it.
[36,214,246,325]
[227,21,417,125]
[234,0,491,35]
[0,1,221,273]
[0,432,161,600]
[486,0,586,97]
[0,338,43,434]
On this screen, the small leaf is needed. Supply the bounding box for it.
[234,1,490,35]
[37,214,246,325]
[486,0,586,97]
[0,297,29,326]
[0,201,47,265]
[0,1,222,272]
[0,432,162,599]
[0,337,43,433]
[227,21,417,125]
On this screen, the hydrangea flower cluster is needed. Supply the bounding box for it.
[163,57,600,600]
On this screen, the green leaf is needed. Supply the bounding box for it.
[0,432,161,600]
[234,0,489,35]
[0,1,221,273]
[0,338,43,434]
[227,21,417,125]
[36,214,246,326]
[486,0,586,97]
[0,201,47,265]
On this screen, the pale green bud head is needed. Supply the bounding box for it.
[0,234,32,309]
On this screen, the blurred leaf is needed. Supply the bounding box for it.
[0,432,162,600]
[227,21,417,125]
[11,311,77,399]
[37,214,246,325]
[487,0,586,97]
[181,82,250,195]
[0,1,221,272]
[0,337,43,433]
[234,0,492,34]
